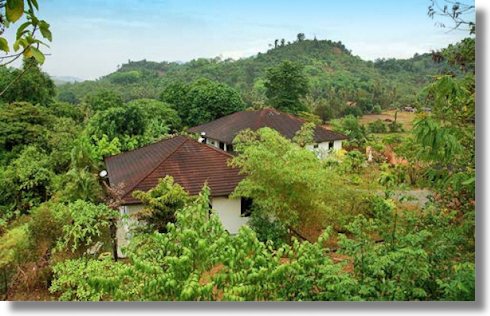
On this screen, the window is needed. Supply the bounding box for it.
[227,144,234,153]
[219,142,225,150]
[313,144,319,149]
[241,198,253,217]
[328,141,334,150]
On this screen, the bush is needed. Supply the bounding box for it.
[367,119,387,133]
[248,209,288,248]
[372,105,382,114]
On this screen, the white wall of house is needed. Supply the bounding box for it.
[116,197,248,257]
[305,140,343,158]
[205,138,230,151]
[211,197,249,234]
[117,204,144,258]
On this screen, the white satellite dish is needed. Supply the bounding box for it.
[99,170,108,178]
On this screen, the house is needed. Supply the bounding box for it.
[188,108,347,155]
[104,135,249,257]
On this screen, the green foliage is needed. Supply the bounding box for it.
[132,176,190,233]
[372,105,382,114]
[108,70,142,85]
[53,168,103,203]
[0,145,54,216]
[331,115,369,147]
[230,127,358,229]
[27,202,67,253]
[58,38,456,120]
[342,150,366,173]
[0,0,52,64]
[367,119,387,133]
[50,186,358,301]
[161,78,245,127]
[248,209,288,248]
[264,60,309,114]
[0,224,30,270]
[126,98,181,133]
[413,117,462,163]
[0,101,53,153]
[56,200,118,254]
[87,104,145,141]
[85,90,124,112]
[0,59,55,105]
[50,257,130,301]
[292,122,315,147]
[338,196,474,300]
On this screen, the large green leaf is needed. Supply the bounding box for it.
[39,20,52,41]
[6,0,24,23]
[0,38,9,53]
[28,46,45,64]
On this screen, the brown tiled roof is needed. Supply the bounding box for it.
[188,108,348,144]
[104,136,244,204]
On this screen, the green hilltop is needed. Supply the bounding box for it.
[57,37,456,120]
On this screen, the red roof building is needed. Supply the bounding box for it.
[104,135,244,204]
[188,108,347,152]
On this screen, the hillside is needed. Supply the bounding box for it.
[57,38,456,120]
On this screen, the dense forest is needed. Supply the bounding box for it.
[56,36,459,121]
[0,0,475,301]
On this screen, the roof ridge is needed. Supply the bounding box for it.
[121,137,189,200]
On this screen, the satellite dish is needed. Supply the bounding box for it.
[200,132,206,136]
[99,170,108,178]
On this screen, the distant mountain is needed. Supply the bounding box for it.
[51,75,84,86]
[57,38,457,120]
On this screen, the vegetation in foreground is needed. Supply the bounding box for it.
[0,0,475,301]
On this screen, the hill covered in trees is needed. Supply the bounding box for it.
[57,36,456,121]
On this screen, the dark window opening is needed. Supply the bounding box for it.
[219,142,225,150]
[328,141,334,150]
[227,144,234,153]
[241,198,253,217]
[313,144,319,149]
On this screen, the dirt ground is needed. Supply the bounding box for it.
[359,110,416,131]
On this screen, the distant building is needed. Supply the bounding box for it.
[188,108,347,155]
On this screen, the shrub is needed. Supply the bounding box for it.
[367,119,387,133]
[372,105,382,114]
[248,209,288,248]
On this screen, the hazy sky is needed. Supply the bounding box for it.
[3,0,474,80]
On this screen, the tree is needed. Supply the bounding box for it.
[264,60,309,114]
[161,78,245,127]
[296,33,305,42]
[330,115,369,147]
[0,101,53,154]
[126,98,181,133]
[0,58,55,105]
[230,128,361,234]
[55,200,118,254]
[0,146,54,217]
[85,104,146,150]
[85,90,124,113]
[132,176,190,233]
